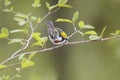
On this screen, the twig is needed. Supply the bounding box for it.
[1,34,120,66]
[71,23,84,40]
[26,14,34,31]
[11,16,34,57]
[67,35,120,45]
[0,7,61,65]
[50,7,61,14]
[0,57,14,65]
[68,31,77,39]
[33,7,61,31]
[33,12,51,31]
[67,23,78,39]
[7,63,20,67]
[9,71,21,80]
[15,34,120,57]
[9,74,17,80]
[0,15,34,65]
[72,23,77,32]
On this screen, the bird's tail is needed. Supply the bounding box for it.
[46,21,55,28]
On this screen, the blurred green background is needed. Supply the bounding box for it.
[1,0,120,80]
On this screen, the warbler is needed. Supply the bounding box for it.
[46,21,68,45]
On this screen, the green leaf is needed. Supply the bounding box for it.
[58,4,73,8]
[0,34,6,38]
[84,31,97,35]
[0,27,9,38]
[21,58,35,69]
[72,11,79,22]
[41,37,48,42]
[10,6,13,11]
[78,21,85,28]
[56,18,73,23]
[115,31,120,35]
[18,54,25,61]
[37,17,41,23]
[89,35,101,40]
[4,0,11,6]
[14,18,25,22]
[32,32,41,41]
[3,0,13,12]
[46,2,50,10]
[115,30,120,35]
[32,33,48,47]
[41,37,48,46]
[78,21,94,29]
[1,27,9,37]
[10,29,25,33]
[30,16,37,21]
[14,12,27,18]
[16,67,21,72]
[32,41,43,46]
[110,30,120,35]
[14,17,27,25]
[3,7,13,12]
[100,26,107,37]
[58,0,68,5]
[82,25,95,29]
[19,22,27,26]
[28,52,36,60]
[110,33,116,35]
[2,75,9,80]
[8,39,23,44]
[32,37,48,47]
[32,32,43,46]
[49,4,59,10]
[32,0,41,8]
[0,64,8,70]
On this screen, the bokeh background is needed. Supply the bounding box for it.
[1,0,120,80]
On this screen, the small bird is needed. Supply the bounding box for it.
[46,21,68,45]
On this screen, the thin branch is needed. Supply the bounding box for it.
[33,7,61,31]
[101,35,120,41]
[7,63,20,67]
[77,31,84,41]
[1,34,120,65]
[50,7,61,14]
[33,12,51,31]
[71,23,84,40]
[11,16,34,57]
[15,34,120,56]
[26,15,34,31]
[72,23,77,32]
[0,7,61,65]
[9,74,17,80]
[9,71,21,80]
[0,57,13,65]
[67,23,78,39]
[67,35,120,45]
[19,44,63,56]
[0,38,32,65]
[68,31,77,39]
[0,15,34,64]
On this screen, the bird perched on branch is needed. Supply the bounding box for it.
[46,21,68,45]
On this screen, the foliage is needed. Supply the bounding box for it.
[0,0,120,80]
[0,64,8,70]
[0,27,9,38]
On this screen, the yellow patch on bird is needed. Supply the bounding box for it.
[60,32,67,38]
